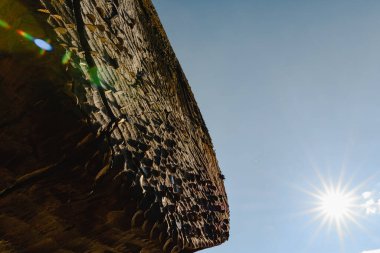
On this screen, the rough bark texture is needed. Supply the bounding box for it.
[0,1,229,252]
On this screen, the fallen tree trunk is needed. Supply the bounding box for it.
[0,1,229,252]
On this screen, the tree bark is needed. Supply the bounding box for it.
[0,1,229,252]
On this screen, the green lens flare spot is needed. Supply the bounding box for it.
[62,51,72,64]
[16,30,34,41]
[0,19,10,29]
[89,66,100,87]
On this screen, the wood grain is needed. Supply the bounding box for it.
[0,0,229,252]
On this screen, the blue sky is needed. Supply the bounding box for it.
[153,1,380,253]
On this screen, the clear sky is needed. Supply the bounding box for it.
[153,1,380,253]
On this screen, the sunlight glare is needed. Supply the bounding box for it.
[305,172,363,241]
[320,189,353,220]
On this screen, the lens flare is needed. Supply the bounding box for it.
[16,29,34,41]
[16,29,53,52]
[34,39,53,51]
[61,50,72,64]
[1,17,55,53]
[89,66,100,86]
[0,19,10,29]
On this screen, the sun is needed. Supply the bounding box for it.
[306,174,362,240]
[319,188,355,221]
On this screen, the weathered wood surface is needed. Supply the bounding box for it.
[0,0,229,252]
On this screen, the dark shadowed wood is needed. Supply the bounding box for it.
[0,0,229,252]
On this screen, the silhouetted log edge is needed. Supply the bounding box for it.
[0,0,229,252]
